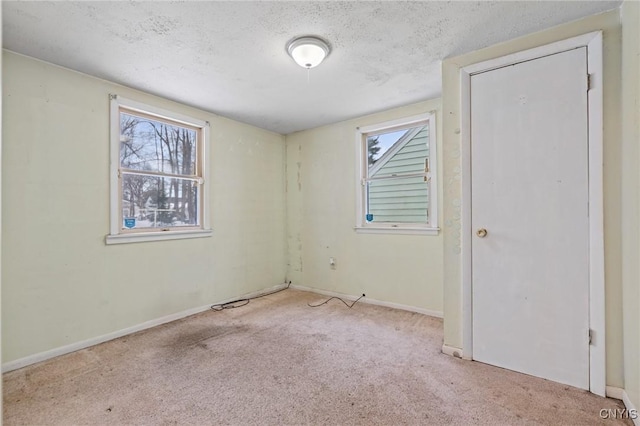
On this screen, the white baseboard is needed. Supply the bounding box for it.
[592,386,638,425]
[2,283,288,373]
[606,386,625,400]
[442,344,465,359]
[623,391,640,426]
[289,284,443,318]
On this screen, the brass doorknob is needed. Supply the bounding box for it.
[476,228,488,238]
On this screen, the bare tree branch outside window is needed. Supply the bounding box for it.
[119,111,199,229]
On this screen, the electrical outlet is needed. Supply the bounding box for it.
[329,257,336,269]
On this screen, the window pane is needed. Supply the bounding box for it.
[367,125,428,178]
[366,176,429,224]
[121,174,199,230]
[120,112,197,176]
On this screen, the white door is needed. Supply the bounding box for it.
[471,47,590,389]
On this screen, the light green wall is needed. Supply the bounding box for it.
[285,99,443,314]
[441,10,625,387]
[1,51,287,363]
[621,0,640,412]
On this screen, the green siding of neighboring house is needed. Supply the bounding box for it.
[368,127,429,223]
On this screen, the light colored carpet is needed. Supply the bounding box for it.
[3,289,630,425]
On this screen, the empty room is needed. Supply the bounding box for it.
[1,1,639,424]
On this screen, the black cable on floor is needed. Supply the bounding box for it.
[210,281,291,312]
[307,294,365,309]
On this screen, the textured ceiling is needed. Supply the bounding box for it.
[2,1,621,134]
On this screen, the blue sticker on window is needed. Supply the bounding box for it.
[366,214,373,222]
[124,218,136,229]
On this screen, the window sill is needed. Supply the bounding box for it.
[354,226,440,236]
[106,229,213,245]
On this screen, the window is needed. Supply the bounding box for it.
[355,112,438,234]
[106,95,211,244]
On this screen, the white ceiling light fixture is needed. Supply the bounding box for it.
[286,36,331,69]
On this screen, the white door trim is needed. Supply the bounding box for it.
[459,31,605,396]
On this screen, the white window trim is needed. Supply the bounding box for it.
[354,112,439,235]
[106,229,212,245]
[106,94,212,245]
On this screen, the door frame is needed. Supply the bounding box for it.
[459,31,605,396]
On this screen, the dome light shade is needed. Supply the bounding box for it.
[286,36,331,69]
